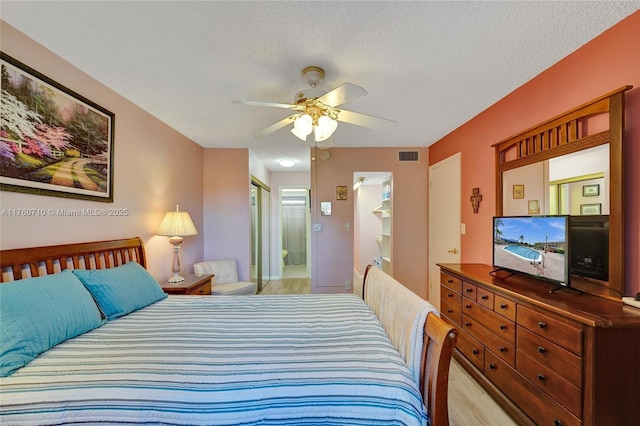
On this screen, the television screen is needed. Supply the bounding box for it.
[569,215,609,281]
[493,216,569,286]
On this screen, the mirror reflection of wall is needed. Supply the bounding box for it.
[503,145,609,216]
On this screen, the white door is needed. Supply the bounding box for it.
[428,153,461,310]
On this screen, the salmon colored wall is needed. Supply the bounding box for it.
[312,147,429,298]
[428,11,640,296]
[202,148,252,281]
[0,22,205,281]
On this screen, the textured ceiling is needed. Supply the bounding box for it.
[2,1,638,172]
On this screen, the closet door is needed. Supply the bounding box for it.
[251,177,270,292]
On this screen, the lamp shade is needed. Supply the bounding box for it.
[315,115,338,142]
[157,205,198,237]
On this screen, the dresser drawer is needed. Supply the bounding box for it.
[440,298,462,326]
[517,326,582,388]
[494,294,516,321]
[440,272,462,294]
[463,300,515,343]
[517,305,583,356]
[463,314,515,367]
[517,350,582,418]
[476,287,494,310]
[485,351,580,426]
[462,281,477,300]
[188,281,211,295]
[456,329,484,371]
[441,285,462,307]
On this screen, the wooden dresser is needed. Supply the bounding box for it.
[439,263,640,426]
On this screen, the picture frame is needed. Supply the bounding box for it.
[320,201,332,216]
[582,184,600,197]
[336,186,347,200]
[528,200,540,215]
[580,203,602,215]
[0,52,115,202]
[513,184,524,199]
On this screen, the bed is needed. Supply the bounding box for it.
[0,237,457,425]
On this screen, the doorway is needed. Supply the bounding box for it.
[280,187,310,279]
[352,172,392,277]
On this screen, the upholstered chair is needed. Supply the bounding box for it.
[193,260,257,295]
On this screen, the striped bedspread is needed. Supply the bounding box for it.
[0,294,427,425]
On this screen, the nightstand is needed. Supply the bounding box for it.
[162,274,213,295]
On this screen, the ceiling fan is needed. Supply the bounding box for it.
[232,66,395,147]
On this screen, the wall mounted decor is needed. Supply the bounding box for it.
[512,184,524,199]
[528,200,540,215]
[336,186,347,200]
[470,187,482,213]
[580,203,602,215]
[0,52,115,202]
[582,184,600,197]
[320,201,332,216]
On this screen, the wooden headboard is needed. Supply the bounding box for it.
[0,237,146,282]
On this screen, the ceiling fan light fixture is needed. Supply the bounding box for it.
[291,127,307,141]
[294,114,313,135]
[315,115,338,142]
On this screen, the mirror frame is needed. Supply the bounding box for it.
[493,86,631,300]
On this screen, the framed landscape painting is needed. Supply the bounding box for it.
[0,52,114,202]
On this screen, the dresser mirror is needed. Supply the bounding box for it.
[494,87,630,300]
[502,144,609,216]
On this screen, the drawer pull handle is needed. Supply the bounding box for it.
[500,303,508,309]
[472,349,480,355]
[465,322,472,327]
[538,346,546,354]
[554,420,563,426]
[447,279,453,283]
[447,293,454,298]
[481,295,489,300]
[538,321,547,329]
[465,304,472,309]
[489,363,496,370]
[447,309,453,314]
[499,346,506,353]
[466,288,473,293]
[499,324,507,330]
[537,373,545,381]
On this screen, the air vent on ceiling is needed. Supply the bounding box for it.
[398,150,420,162]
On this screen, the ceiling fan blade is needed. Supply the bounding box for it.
[316,83,368,107]
[232,99,298,110]
[250,114,297,139]
[336,109,396,132]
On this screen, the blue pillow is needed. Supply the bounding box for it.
[73,261,167,320]
[0,270,105,377]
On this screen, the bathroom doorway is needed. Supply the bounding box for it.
[280,187,311,279]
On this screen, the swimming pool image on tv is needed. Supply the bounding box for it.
[503,245,543,263]
[493,216,568,283]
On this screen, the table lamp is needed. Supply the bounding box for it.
[157,204,198,283]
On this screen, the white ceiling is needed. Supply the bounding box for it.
[2,1,638,172]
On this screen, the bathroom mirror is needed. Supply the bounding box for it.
[494,87,630,300]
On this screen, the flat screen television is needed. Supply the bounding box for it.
[569,215,609,281]
[492,216,570,288]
